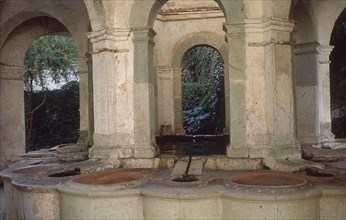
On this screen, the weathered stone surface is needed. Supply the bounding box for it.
[57,152,89,163]
[302,145,346,162]
[0,0,345,172]
[57,145,85,154]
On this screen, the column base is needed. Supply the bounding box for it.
[227,143,301,159]
[89,144,159,160]
[77,130,89,147]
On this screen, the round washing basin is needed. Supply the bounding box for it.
[13,165,62,175]
[230,171,308,187]
[325,161,346,170]
[20,152,54,158]
[73,170,144,185]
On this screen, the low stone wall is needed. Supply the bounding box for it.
[1,164,345,220]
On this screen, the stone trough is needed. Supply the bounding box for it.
[1,149,346,220]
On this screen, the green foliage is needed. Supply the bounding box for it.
[25,81,80,151]
[23,35,79,151]
[24,35,78,90]
[182,46,225,135]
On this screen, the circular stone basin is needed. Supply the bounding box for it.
[172,175,199,183]
[295,167,336,177]
[13,165,62,175]
[48,168,81,177]
[20,152,54,158]
[73,170,144,185]
[230,171,308,187]
[326,161,346,170]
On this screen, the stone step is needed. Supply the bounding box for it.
[188,160,203,176]
[172,160,188,176]
[172,158,204,176]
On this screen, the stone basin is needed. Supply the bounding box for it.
[73,169,144,185]
[13,165,62,175]
[326,160,346,170]
[230,171,308,187]
[20,152,55,158]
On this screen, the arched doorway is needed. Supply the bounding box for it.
[330,9,346,138]
[181,45,225,135]
[0,11,90,170]
[23,34,80,151]
[152,0,229,155]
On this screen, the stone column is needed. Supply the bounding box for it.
[224,22,248,158]
[87,28,137,159]
[294,43,334,144]
[76,57,89,147]
[156,66,185,136]
[0,64,25,170]
[132,27,158,158]
[225,18,300,159]
[316,45,335,143]
[260,18,299,158]
[86,52,94,147]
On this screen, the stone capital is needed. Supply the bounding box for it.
[86,28,131,53]
[0,64,24,80]
[294,42,319,55]
[316,44,334,64]
[75,57,88,74]
[132,27,156,46]
[245,18,294,46]
[223,22,245,39]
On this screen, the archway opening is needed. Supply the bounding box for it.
[153,0,228,155]
[24,34,80,151]
[182,45,225,135]
[330,9,346,139]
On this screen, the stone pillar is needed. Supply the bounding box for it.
[76,57,89,147]
[224,22,248,158]
[87,28,136,159]
[225,18,300,159]
[0,64,25,170]
[294,43,334,144]
[86,52,94,147]
[316,45,335,143]
[132,27,158,158]
[260,18,299,158]
[156,66,185,136]
[172,67,186,136]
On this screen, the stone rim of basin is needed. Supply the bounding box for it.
[230,171,308,187]
[12,164,64,175]
[72,169,145,185]
[325,160,346,170]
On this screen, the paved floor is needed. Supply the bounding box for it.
[0,184,4,220]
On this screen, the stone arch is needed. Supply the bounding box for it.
[1,16,71,66]
[83,0,106,31]
[0,9,91,170]
[130,0,247,157]
[168,33,229,136]
[290,0,315,44]
[330,8,346,138]
[172,33,227,69]
[129,0,246,28]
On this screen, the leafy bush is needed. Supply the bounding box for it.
[25,81,80,151]
[182,46,225,135]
